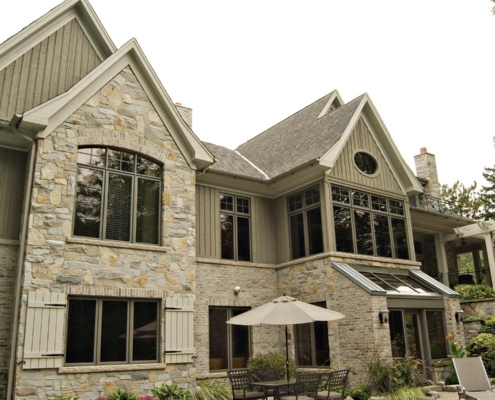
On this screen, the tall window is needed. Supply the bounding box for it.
[288,186,323,259]
[65,298,159,365]
[332,185,409,259]
[295,302,330,366]
[74,147,162,244]
[220,194,251,261]
[209,307,250,371]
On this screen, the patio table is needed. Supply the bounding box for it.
[253,378,297,400]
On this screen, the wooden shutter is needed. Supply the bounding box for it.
[23,292,66,369]
[165,297,194,364]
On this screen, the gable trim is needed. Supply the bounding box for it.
[0,0,115,71]
[18,38,214,170]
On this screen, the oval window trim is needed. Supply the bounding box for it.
[354,151,379,176]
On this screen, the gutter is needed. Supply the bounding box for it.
[7,114,36,400]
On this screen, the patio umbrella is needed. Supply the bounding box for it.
[226,295,345,381]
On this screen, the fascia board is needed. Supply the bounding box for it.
[317,90,345,119]
[0,0,115,70]
[21,39,213,170]
[318,95,367,170]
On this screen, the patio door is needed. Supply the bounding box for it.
[389,309,447,380]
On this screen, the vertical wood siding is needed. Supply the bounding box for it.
[196,185,278,263]
[331,118,403,195]
[0,19,102,120]
[0,148,27,239]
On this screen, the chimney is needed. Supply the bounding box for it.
[414,147,441,198]
[175,102,193,128]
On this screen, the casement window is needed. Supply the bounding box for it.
[65,298,159,365]
[295,302,330,367]
[209,307,250,371]
[74,147,162,244]
[331,185,409,259]
[220,194,251,261]
[287,186,323,260]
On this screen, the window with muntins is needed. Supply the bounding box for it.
[287,186,324,260]
[74,147,162,244]
[209,307,250,371]
[331,185,409,259]
[65,298,159,365]
[220,194,251,261]
[295,302,330,367]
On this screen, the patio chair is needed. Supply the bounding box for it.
[227,369,267,400]
[252,367,289,397]
[280,372,323,400]
[315,368,350,400]
[452,357,495,400]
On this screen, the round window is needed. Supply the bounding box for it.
[354,152,378,175]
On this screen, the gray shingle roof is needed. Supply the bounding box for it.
[203,91,365,181]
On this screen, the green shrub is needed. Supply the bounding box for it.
[151,383,193,400]
[454,284,495,300]
[247,352,297,379]
[194,379,231,400]
[347,386,371,400]
[384,387,428,400]
[367,355,424,394]
[107,387,138,400]
[467,333,495,376]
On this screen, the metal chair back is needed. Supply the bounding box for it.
[317,368,350,400]
[292,372,323,398]
[253,367,281,382]
[227,369,266,400]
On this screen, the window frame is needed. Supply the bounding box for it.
[208,306,251,371]
[294,302,330,367]
[220,193,251,261]
[65,297,160,366]
[287,186,324,260]
[331,185,409,259]
[73,146,163,245]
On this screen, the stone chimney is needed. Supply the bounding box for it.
[414,147,441,198]
[175,102,192,128]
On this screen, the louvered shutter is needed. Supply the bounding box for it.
[165,297,194,364]
[23,292,66,369]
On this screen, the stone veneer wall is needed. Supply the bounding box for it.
[195,260,278,377]
[0,244,17,374]
[14,66,197,399]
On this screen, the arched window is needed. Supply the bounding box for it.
[74,147,162,244]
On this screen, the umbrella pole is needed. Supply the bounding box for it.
[285,325,289,382]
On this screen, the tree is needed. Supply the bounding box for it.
[482,165,495,220]
[440,180,483,220]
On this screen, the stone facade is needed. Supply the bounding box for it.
[0,244,17,374]
[14,66,197,399]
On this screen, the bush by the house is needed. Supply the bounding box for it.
[454,284,495,300]
[467,333,495,376]
[247,351,297,379]
[193,379,231,400]
[151,383,194,400]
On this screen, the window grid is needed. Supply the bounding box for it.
[287,186,323,260]
[220,194,251,261]
[331,185,409,259]
[74,147,162,245]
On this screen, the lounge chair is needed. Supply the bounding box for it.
[452,357,495,400]
[316,368,350,400]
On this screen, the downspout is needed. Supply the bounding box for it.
[7,115,37,400]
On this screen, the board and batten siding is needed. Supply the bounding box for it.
[0,147,27,240]
[0,19,102,120]
[196,184,278,264]
[330,117,403,195]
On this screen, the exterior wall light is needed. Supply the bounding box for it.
[379,309,390,324]
[455,308,465,323]
[233,286,241,294]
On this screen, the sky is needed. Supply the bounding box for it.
[2,0,495,187]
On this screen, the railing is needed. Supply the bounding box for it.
[409,195,465,218]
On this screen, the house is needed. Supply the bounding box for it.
[0,0,493,398]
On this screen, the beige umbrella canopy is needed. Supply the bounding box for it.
[226,295,345,380]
